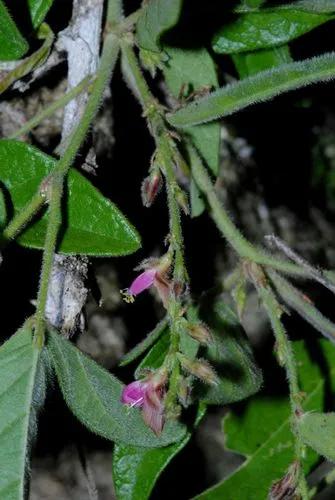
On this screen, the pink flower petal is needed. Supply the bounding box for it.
[142,390,165,435]
[128,269,156,296]
[121,381,146,407]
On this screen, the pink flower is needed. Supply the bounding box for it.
[128,269,156,296]
[121,256,171,306]
[121,372,167,435]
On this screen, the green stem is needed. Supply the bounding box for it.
[9,76,91,139]
[33,32,120,347]
[2,193,45,243]
[106,0,123,24]
[120,40,188,412]
[34,178,62,348]
[121,41,186,282]
[256,283,309,499]
[160,139,186,282]
[189,144,308,277]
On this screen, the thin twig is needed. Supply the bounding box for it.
[265,234,335,293]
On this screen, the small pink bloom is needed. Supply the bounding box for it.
[121,381,146,407]
[128,269,156,296]
[121,255,172,306]
[121,372,167,435]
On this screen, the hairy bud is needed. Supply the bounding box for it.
[269,461,300,500]
[176,189,189,216]
[187,322,212,345]
[141,170,162,207]
[178,354,218,386]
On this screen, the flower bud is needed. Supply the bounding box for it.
[178,354,218,386]
[141,170,162,207]
[186,322,212,345]
[177,377,192,407]
[176,189,189,216]
[269,461,299,500]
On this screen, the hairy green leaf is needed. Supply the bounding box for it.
[119,318,168,367]
[195,339,335,499]
[47,329,186,447]
[0,0,28,60]
[164,47,220,175]
[113,404,206,500]
[29,0,53,28]
[196,297,262,405]
[232,45,292,78]
[163,47,220,217]
[136,0,183,52]
[168,53,335,127]
[0,323,43,499]
[0,140,141,256]
[212,10,333,54]
[298,412,335,462]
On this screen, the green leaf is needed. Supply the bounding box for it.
[167,53,335,127]
[134,330,170,379]
[232,45,292,78]
[298,412,335,462]
[0,0,28,60]
[119,318,168,367]
[163,47,220,217]
[196,297,262,405]
[113,404,206,500]
[164,47,220,175]
[0,323,42,499]
[212,10,333,54]
[47,329,186,447]
[195,339,335,499]
[0,140,141,256]
[136,0,183,52]
[28,0,53,28]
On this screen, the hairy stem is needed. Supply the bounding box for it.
[256,281,309,499]
[120,40,188,410]
[2,193,45,243]
[9,76,91,139]
[33,31,120,347]
[34,179,62,348]
[121,40,186,282]
[189,144,309,277]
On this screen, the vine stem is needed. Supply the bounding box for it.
[120,40,187,410]
[188,145,311,277]
[2,193,45,242]
[254,279,309,499]
[120,41,186,282]
[9,76,91,139]
[33,30,120,348]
